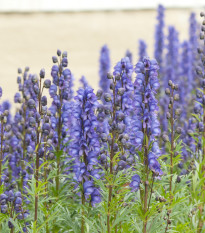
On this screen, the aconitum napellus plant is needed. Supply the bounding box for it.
[0,6,205,233]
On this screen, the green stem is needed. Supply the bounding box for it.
[34,77,42,224]
[44,140,49,233]
[107,81,116,233]
[56,64,63,195]
[165,88,174,233]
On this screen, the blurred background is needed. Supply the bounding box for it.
[0,0,204,108]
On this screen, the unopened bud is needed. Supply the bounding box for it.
[174,84,179,90]
[115,74,121,80]
[202,26,205,32]
[162,134,169,142]
[165,88,170,95]
[110,83,114,90]
[104,93,112,102]
[3,110,9,116]
[96,89,103,99]
[174,94,180,101]
[117,88,125,96]
[166,112,171,119]
[200,32,204,40]
[176,127,182,134]
[107,73,113,79]
[200,12,205,17]
[175,108,181,116]
[176,176,181,183]
[198,48,203,54]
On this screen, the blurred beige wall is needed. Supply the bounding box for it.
[0,9,202,112]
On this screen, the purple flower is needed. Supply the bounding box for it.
[139,40,147,61]
[154,5,165,66]
[83,181,94,196]
[91,188,101,207]
[0,87,2,98]
[49,84,57,97]
[99,45,111,92]
[130,174,140,191]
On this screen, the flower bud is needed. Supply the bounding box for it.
[29,117,36,128]
[200,12,205,17]
[52,56,58,63]
[31,75,38,84]
[171,83,175,89]
[104,93,112,102]
[44,79,51,89]
[198,48,203,54]
[166,112,171,119]
[162,134,169,142]
[57,49,61,56]
[176,176,181,183]
[107,73,113,79]
[27,99,36,109]
[25,66,29,72]
[17,76,21,84]
[117,88,125,96]
[174,94,179,101]
[18,68,22,74]
[104,106,111,115]
[101,133,107,142]
[3,116,7,124]
[40,68,45,79]
[110,83,114,90]
[176,127,182,134]
[168,80,172,86]
[5,124,11,132]
[125,142,131,149]
[34,85,40,95]
[175,108,181,116]
[48,152,55,160]
[41,96,47,106]
[62,51,67,58]
[196,66,203,76]
[116,112,125,121]
[200,32,204,40]
[62,57,68,67]
[96,89,103,99]
[115,74,121,80]
[3,110,9,116]
[165,88,170,95]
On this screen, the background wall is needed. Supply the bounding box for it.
[0,2,203,113]
[0,0,204,12]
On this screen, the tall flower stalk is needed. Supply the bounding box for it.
[99,45,111,93]
[154,5,165,67]
[163,80,181,232]
[69,87,100,233]
[195,12,205,232]
[50,50,72,195]
[133,58,162,232]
